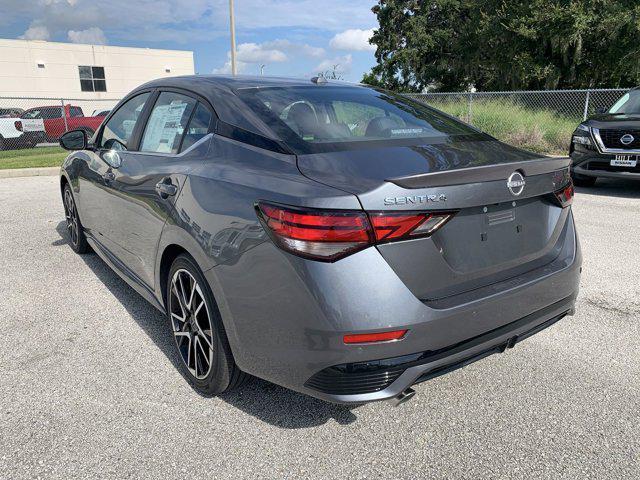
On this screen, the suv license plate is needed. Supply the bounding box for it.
[611,155,638,167]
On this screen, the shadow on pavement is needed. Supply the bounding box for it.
[54,221,358,428]
[575,178,640,199]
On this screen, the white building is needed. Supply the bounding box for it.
[0,39,195,99]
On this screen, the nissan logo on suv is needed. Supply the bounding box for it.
[620,134,635,146]
[507,171,526,196]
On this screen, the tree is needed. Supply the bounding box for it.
[321,64,345,81]
[364,0,640,92]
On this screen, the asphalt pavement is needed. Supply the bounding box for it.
[0,176,638,479]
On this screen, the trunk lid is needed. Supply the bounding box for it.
[297,139,572,301]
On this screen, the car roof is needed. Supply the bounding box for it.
[133,75,367,141]
[139,74,358,93]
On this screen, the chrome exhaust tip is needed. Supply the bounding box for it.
[390,387,416,407]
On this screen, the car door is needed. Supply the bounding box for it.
[95,89,214,289]
[77,91,154,266]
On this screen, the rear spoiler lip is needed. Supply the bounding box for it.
[386,157,571,189]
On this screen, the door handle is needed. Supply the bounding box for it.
[155,178,178,198]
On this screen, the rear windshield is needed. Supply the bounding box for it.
[235,86,484,153]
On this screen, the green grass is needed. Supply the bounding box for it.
[429,99,579,155]
[0,146,66,170]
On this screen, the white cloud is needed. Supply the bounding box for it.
[19,22,50,41]
[212,41,289,74]
[330,28,375,52]
[212,39,327,75]
[314,54,353,76]
[67,27,107,45]
[3,1,376,44]
[263,39,325,58]
[236,42,287,63]
[43,0,78,5]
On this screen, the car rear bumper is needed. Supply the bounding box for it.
[206,210,581,404]
[305,297,575,403]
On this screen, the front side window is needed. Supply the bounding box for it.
[140,92,197,154]
[79,66,107,92]
[609,91,640,115]
[236,86,481,153]
[100,92,151,150]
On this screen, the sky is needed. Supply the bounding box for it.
[0,0,379,82]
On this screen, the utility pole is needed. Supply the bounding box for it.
[229,0,237,75]
[260,64,265,76]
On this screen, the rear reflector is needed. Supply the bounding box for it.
[343,329,408,344]
[257,202,456,261]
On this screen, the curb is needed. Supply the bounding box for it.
[0,167,59,179]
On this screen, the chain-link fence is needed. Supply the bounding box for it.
[406,88,628,155]
[0,88,632,164]
[0,97,120,153]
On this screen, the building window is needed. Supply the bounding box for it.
[79,66,106,92]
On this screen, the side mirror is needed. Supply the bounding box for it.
[59,130,87,151]
[595,107,607,115]
[102,149,122,169]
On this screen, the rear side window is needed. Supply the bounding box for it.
[70,107,84,117]
[140,92,196,154]
[180,103,212,152]
[101,92,151,150]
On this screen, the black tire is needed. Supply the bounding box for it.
[572,173,597,187]
[167,254,247,395]
[63,184,90,254]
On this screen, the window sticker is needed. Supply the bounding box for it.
[122,120,137,138]
[143,101,188,153]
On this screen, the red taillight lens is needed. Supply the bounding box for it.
[14,121,23,132]
[554,182,574,208]
[257,202,456,261]
[259,203,370,242]
[257,202,372,261]
[369,212,455,243]
[343,329,408,344]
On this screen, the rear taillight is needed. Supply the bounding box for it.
[554,181,574,208]
[14,121,23,132]
[257,202,372,261]
[369,212,454,243]
[257,202,456,261]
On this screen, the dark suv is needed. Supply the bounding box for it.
[570,88,640,186]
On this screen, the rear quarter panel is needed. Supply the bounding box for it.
[158,134,361,368]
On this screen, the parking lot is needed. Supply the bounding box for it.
[0,175,638,479]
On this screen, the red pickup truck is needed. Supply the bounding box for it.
[21,104,107,141]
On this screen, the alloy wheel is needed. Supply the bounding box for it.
[64,188,79,246]
[169,269,215,380]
